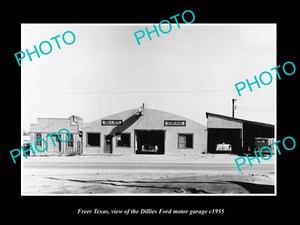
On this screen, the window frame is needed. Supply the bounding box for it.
[35,133,42,147]
[116,132,131,148]
[178,133,194,149]
[67,133,74,148]
[86,132,101,147]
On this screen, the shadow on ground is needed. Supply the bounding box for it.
[45,177,274,194]
[227,181,274,193]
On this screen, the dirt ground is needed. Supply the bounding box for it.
[21,154,275,195]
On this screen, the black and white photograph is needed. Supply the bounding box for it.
[21,23,276,195]
[4,5,298,221]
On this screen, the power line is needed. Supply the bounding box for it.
[27,89,274,94]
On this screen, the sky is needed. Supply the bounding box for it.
[21,24,276,131]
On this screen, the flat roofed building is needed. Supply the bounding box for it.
[29,115,83,155]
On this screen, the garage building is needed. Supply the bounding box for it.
[206,112,274,154]
[28,108,273,156]
[82,106,207,155]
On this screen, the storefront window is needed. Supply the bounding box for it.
[178,134,193,149]
[68,134,73,147]
[87,133,101,147]
[35,133,42,146]
[116,133,130,147]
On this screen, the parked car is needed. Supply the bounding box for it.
[254,137,273,155]
[216,143,232,152]
[141,145,159,153]
[23,143,30,156]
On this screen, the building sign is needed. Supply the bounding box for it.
[101,120,123,126]
[164,120,186,126]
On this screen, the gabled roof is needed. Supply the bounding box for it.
[206,112,274,128]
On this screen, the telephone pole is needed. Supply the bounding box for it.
[232,99,237,118]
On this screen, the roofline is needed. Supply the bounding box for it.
[82,108,140,127]
[83,107,205,128]
[205,112,274,128]
[69,115,83,120]
[29,118,71,127]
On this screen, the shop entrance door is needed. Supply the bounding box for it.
[46,134,61,153]
[104,135,113,154]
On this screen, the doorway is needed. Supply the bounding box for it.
[135,130,165,154]
[46,134,61,153]
[104,135,113,154]
[207,128,242,154]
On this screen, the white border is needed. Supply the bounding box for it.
[21,23,277,197]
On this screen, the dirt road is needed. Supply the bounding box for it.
[22,154,275,195]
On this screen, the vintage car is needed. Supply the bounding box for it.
[216,143,232,152]
[141,144,159,153]
[254,137,273,155]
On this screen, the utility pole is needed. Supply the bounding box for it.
[232,99,237,118]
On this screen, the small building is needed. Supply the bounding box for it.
[206,112,274,154]
[82,106,207,155]
[29,115,83,155]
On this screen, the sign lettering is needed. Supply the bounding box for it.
[164,120,186,126]
[101,120,123,126]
